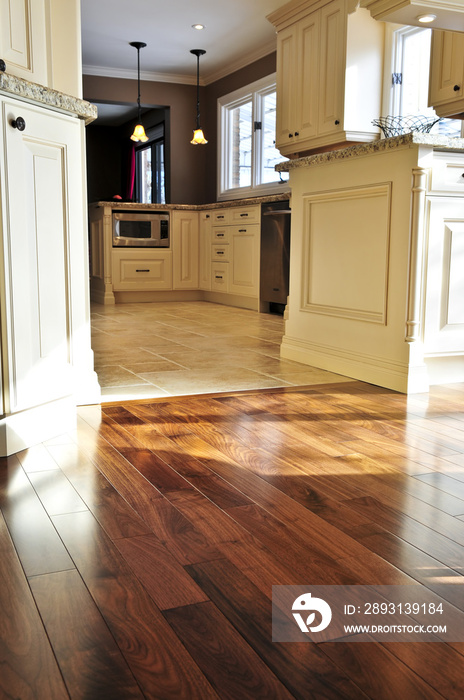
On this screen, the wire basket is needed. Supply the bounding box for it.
[372,115,441,138]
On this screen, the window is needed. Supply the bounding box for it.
[218,75,289,200]
[387,26,462,138]
[135,124,166,203]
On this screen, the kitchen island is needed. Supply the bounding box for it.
[276,133,464,393]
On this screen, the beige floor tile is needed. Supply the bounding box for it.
[91,301,352,402]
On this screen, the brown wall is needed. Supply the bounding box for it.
[83,51,276,205]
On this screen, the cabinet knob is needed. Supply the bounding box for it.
[295,131,299,136]
[0,59,5,72]
[289,133,293,138]
[454,85,460,92]
[11,116,26,131]
[335,120,340,125]
[206,214,210,218]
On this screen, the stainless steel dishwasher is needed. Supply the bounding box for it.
[260,200,291,314]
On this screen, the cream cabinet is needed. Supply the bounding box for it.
[112,250,173,291]
[0,93,99,454]
[172,210,199,290]
[210,206,260,300]
[199,211,212,290]
[360,1,464,32]
[0,0,82,97]
[268,0,384,157]
[429,29,464,119]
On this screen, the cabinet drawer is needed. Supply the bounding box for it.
[229,223,259,237]
[429,154,464,194]
[230,206,260,224]
[112,251,173,291]
[212,227,229,243]
[211,263,229,292]
[212,210,229,224]
[212,245,229,262]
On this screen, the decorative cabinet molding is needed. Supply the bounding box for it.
[268,0,384,157]
[429,29,464,119]
[360,0,464,32]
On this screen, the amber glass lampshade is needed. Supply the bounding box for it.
[190,127,208,145]
[131,123,149,142]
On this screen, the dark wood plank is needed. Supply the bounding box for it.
[0,510,69,699]
[185,558,369,700]
[29,569,144,699]
[52,510,219,700]
[164,601,295,700]
[0,456,75,576]
[113,534,209,610]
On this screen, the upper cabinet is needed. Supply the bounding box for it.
[0,0,82,97]
[360,0,464,32]
[429,29,464,119]
[268,0,384,157]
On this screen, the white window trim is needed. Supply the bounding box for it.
[217,74,289,201]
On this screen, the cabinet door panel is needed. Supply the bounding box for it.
[429,30,464,112]
[172,212,199,289]
[296,12,319,142]
[275,24,297,148]
[424,199,464,354]
[318,0,345,136]
[3,101,72,411]
[0,0,48,84]
[229,228,259,297]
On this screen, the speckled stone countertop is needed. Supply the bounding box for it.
[276,133,464,171]
[0,72,97,124]
[90,191,290,211]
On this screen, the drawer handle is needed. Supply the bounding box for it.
[217,233,225,237]
[454,85,460,92]
[0,59,6,72]
[240,213,248,217]
[136,269,150,272]
[215,275,223,279]
[238,229,246,232]
[217,251,224,255]
[217,215,225,219]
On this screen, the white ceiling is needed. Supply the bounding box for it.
[81,0,290,86]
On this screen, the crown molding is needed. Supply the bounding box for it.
[82,65,198,85]
[82,39,276,87]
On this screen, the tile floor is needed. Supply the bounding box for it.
[91,301,352,402]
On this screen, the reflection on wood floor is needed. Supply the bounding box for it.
[1,380,464,698]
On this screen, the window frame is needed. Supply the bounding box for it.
[217,74,289,201]
[135,123,166,204]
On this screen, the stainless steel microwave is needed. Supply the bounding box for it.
[112,211,170,247]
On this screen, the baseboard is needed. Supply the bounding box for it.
[280,335,429,394]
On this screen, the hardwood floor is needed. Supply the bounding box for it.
[1,380,464,699]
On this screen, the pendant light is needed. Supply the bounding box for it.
[190,49,207,145]
[130,41,148,143]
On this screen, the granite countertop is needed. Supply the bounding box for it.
[276,133,464,171]
[91,191,290,211]
[0,72,97,124]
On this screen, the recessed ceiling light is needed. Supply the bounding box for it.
[417,14,437,23]
[192,24,205,30]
